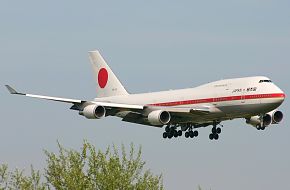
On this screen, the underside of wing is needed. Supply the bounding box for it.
[144,105,214,123]
[121,105,217,127]
[146,105,211,114]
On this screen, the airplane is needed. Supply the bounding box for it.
[5,50,286,140]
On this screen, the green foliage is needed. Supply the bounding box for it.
[0,164,47,190]
[0,141,163,190]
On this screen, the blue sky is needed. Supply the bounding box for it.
[1,1,290,189]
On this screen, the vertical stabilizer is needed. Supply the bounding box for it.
[89,50,129,98]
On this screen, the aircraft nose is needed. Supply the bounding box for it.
[279,93,285,103]
[281,92,286,102]
[275,86,285,104]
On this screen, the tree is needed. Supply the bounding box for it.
[0,141,163,190]
[0,164,47,190]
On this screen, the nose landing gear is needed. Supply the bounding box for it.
[256,124,265,130]
[209,122,223,140]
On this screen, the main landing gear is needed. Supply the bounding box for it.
[256,124,265,130]
[162,122,223,140]
[162,125,182,139]
[184,130,198,138]
[209,123,222,140]
[162,124,198,139]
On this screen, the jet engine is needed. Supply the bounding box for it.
[148,110,171,126]
[271,110,283,124]
[246,114,271,128]
[79,105,106,119]
[246,110,284,129]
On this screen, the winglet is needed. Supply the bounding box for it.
[5,85,25,95]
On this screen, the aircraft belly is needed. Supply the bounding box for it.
[172,102,282,124]
[217,102,281,118]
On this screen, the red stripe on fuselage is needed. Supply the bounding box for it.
[149,93,285,107]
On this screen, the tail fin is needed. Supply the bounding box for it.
[89,50,129,98]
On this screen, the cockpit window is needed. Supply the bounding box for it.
[259,80,272,83]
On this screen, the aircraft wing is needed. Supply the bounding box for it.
[6,85,214,125]
[5,85,83,104]
[5,85,144,111]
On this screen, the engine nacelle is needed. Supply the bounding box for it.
[79,105,106,119]
[271,110,283,124]
[148,110,171,126]
[246,114,272,128]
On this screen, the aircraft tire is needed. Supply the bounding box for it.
[165,126,170,132]
[193,131,198,137]
[185,132,189,138]
[163,132,168,138]
[209,133,214,140]
[168,131,173,138]
[189,131,194,138]
[178,130,182,136]
[214,133,219,140]
[261,126,265,130]
[173,130,178,138]
[216,127,221,134]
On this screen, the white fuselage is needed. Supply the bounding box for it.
[95,76,285,123]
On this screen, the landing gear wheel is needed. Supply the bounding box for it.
[168,132,173,139]
[173,130,178,138]
[193,131,198,137]
[178,130,182,136]
[185,132,189,138]
[163,132,167,138]
[165,126,170,132]
[209,133,214,140]
[189,131,194,138]
[216,127,221,134]
[261,126,265,130]
[214,133,219,140]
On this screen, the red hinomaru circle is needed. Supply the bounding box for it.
[98,68,108,88]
